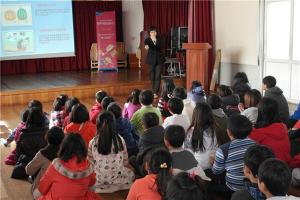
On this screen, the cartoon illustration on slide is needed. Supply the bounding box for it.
[2,30,34,53]
[2,4,32,26]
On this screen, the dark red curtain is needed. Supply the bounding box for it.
[1,1,122,75]
[142,0,189,36]
[188,0,214,86]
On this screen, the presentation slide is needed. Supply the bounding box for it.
[0,0,75,61]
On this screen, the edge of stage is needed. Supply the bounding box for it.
[1,68,186,106]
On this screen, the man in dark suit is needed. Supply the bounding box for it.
[144,26,166,98]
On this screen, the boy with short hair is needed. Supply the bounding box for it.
[207,94,230,143]
[89,90,107,124]
[172,87,196,122]
[162,98,190,131]
[129,112,166,176]
[164,125,210,181]
[101,96,115,110]
[262,76,289,122]
[231,145,275,200]
[212,115,257,193]
[131,89,162,135]
[258,158,298,200]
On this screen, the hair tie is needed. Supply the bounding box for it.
[103,119,108,123]
[58,96,62,99]
[160,163,167,169]
[188,173,196,179]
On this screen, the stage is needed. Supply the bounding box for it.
[0,68,186,106]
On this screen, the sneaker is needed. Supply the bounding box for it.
[154,94,158,99]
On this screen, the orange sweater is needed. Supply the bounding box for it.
[65,122,96,149]
[127,174,161,200]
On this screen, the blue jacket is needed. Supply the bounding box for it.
[290,103,300,121]
[116,118,139,154]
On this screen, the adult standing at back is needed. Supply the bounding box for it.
[144,26,166,98]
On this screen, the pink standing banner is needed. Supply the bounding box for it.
[96,11,118,71]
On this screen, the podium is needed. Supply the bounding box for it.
[182,43,212,91]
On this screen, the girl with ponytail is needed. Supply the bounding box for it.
[88,111,134,193]
[127,148,173,200]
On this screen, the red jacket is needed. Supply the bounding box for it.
[290,153,300,170]
[37,157,102,200]
[89,103,102,125]
[64,122,96,149]
[250,123,291,164]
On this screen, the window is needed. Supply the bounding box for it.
[264,0,300,102]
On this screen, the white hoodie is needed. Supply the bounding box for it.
[182,98,196,122]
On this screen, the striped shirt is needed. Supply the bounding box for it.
[212,138,257,191]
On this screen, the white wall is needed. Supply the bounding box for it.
[214,0,261,89]
[122,0,144,54]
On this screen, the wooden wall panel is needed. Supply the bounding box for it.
[0,78,186,106]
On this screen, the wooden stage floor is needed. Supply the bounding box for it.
[0,69,186,106]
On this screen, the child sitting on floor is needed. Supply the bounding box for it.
[36,132,102,200]
[123,89,142,120]
[90,90,107,124]
[172,86,196,123]
[129,112,166,177]
[131,89,162,135]
[262,76,289,123]
[211,115,257,196]
[12,108,48,179]
[207,94,230,143]
[101,96,115,110]
[26,126,65,199]
[164,125,210,181]
[258,158,298,200]
[162,97,190,132]
[107,102,139,157]
[163,172,207,200]
[88,111,135,193]
[158,78,177,121]
[5,109,29,165]
[63,97,80,128]
[6,100,49,145]
[58,93,68,112]
[231,145,275,200]
[49,97,65,128]
[187,81,206,104]
[64,103,96,149]
[185,103,223,170]
[127,148,173,200]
